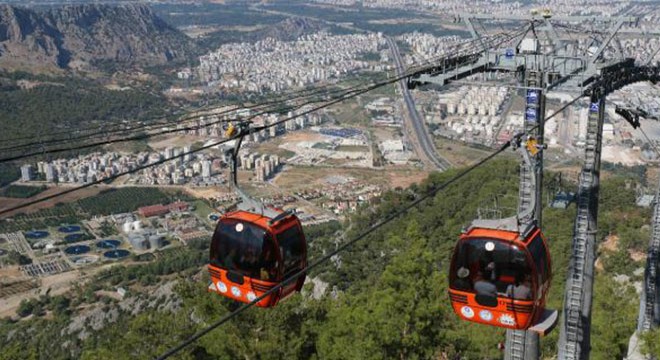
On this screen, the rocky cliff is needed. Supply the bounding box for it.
[0,4,196,71]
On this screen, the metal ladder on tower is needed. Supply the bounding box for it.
[563,174,592,359]
[641,184,660,330]
[559,96,605,360]
[518,161,534,214]
[505,70,543,360]
[506,330,529,359]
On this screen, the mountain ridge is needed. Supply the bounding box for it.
[0,3,196,71]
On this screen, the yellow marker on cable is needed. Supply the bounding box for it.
[526,137,540,156]
[225,122,237,138]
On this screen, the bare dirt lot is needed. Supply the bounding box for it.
[274,164,428,190]
[0,263,118,318]
[601,145,644,166]
[148,135,209,150]
[434,137,510,167]
[387,167,431,188]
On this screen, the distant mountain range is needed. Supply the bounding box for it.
[0,4,196,71]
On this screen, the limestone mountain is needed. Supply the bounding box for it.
[258,17,326,42]
[0,4,196,71]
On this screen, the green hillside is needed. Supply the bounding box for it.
[0,159,647,359]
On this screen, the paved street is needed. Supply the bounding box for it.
[387,37,451,171]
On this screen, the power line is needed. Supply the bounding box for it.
[0,25,526,157]
[0,52,481,163]
[0,81,371,154]
[0,76,415,217]
[0,25,531,215]
[0,82,374,163]
[155,130,527,360]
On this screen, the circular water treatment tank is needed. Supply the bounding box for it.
[65,245,90,255]
[96,239,121,249]
[104,249,130,259]
[25,230,49,239]
[64,233,85,243]
[58,225,81,233]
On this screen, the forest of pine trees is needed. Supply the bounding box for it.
[0,159,652,359]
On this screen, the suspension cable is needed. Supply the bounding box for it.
[0,26,545,216]
[0,80,372,151]
[0,25,527,160]
[0,76,425,216]
[639,126,660,159]
[0,82,377,163]
[155,131,529,360]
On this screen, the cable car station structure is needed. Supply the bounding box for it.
[406,11,660,360]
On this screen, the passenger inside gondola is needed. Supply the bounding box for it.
[450,238,533,300]
[474,270,497,297]
[211,219,278,282]
[507,273,532,300]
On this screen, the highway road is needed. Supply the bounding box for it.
[386,37,451,171]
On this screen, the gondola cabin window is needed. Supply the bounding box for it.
[210,219,279,281]
[449,238,535,301]
[277,224,305,277]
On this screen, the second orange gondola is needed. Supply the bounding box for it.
[448,223,553,333]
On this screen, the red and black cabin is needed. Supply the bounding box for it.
[448,223,553,334]
[208,210,307,307]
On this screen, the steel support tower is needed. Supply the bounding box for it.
[639,173,660,331]
[627,109,660,359]
[505,70,546,360]
[405,11,660,360]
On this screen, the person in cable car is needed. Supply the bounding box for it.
[448,226,554,333]
[448,136,557,335]
[209,209,307,308]
[507,273,532,300]
[474,269,497,297]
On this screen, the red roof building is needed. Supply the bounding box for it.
[168,201,189,213]
[138,204,169,218]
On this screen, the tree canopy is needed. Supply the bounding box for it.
[0,159,648,359]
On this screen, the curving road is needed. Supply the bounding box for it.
[386,37,451,171]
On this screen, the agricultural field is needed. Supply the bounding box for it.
[0,279,39,298]
[433,136,511,167]
[76,187,171,216]
[1,185,47,199]
[0,203,81,233]
[274,164,424,190]
[328,98,371,127]
[0,187,188,233]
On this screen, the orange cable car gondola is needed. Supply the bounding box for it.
[448,136,557,335]
[207,122,307,307]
